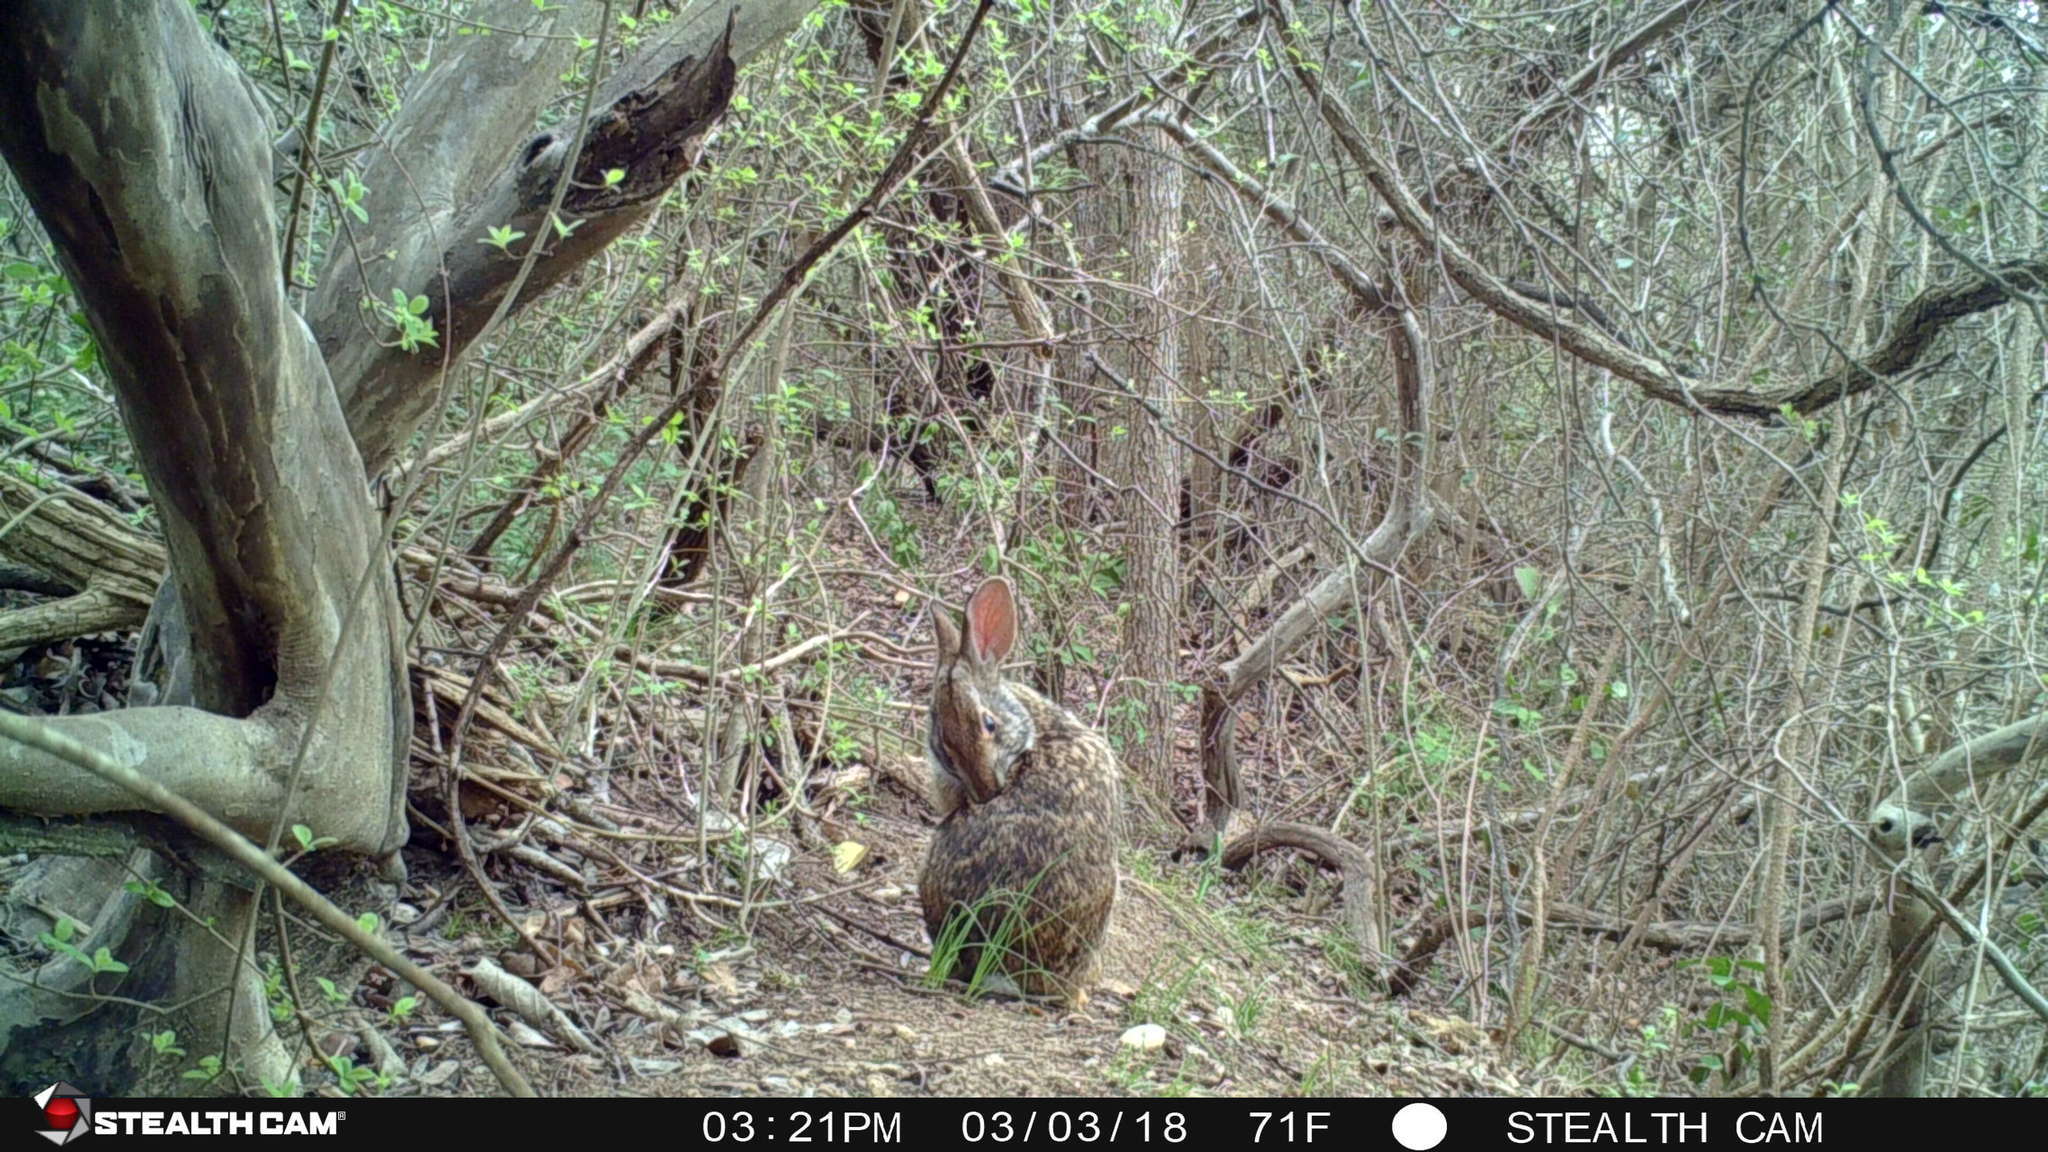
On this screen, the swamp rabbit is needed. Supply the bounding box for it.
[918,577,1121,1007]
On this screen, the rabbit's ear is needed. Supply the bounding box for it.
[931,600,962,664]
[965,577,1018,665]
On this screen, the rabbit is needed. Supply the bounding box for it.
[918,576,1122,1008]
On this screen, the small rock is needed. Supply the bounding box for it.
[507,1020,556,1049]
[315,1031,356,1060]
[1120,1024,1167,1052]
[982,1053,1006,1067]
[867,885,904,903]
[892,1024,918,1043]
[754,837,794,882]
[390,903,422,925]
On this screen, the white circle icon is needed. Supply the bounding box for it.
[1392,1102,1447,1150]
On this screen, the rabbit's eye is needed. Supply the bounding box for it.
[981,713,997,735]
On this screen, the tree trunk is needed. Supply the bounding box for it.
[0,0,816,1093]
[0,0,405,1092]
[1111,127,1184,800]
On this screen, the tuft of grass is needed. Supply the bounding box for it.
[1226,982,1270,1037]
[1124,947,1205,1033]
[925,874,1052,999]
[1296,1049,1343,1096]
[1320,926,1379,1000]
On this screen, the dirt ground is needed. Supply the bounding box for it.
[393,772,1529,1099]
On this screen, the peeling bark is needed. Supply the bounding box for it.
[310,0,816,473]
[0,474,163,649]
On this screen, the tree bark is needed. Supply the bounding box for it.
[0,0,819,1093]
[1113,124,1185,799]
[0,0,408,1092]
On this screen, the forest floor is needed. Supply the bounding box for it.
[414,783,1532,1099]
[366,481,1538,1100]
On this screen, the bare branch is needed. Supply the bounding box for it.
[1270,0,2048,419]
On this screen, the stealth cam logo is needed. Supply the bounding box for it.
[33,1083,92,1145]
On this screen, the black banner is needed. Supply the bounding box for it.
[16,1088,2014,1148]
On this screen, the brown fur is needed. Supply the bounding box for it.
[919,579,1121,1007]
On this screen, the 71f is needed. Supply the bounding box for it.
[1251,1112,1331,1142]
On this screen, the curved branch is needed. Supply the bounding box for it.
[1217,821,1383,985]
[0,706,281,832]
[1197,308,1432,832]
[1873,711,2048,838]
[0,708,535,1098]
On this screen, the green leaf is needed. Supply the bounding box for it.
[124,879,178,908]
[1742,985,1774,1025]
[1514,565,1544,600]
